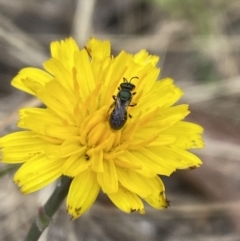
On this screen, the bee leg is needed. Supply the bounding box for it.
[132,92,136,95]
[129,103,137,107]
[108,96,117,113]
[110,102,115,108]
[108,102,115,113]
[129,114,132,118]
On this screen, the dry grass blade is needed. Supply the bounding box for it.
[0,12,46,68]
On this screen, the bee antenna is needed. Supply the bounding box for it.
[123,77,127,83]
[129,76,139,82]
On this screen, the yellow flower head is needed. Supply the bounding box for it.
[0,37,204,219]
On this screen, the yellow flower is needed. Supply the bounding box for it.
[0,37,204,219]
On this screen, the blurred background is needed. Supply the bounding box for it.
[0,0,240,240]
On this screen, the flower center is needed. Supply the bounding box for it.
[79,106,123,159]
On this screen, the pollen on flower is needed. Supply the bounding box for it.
[0,37,204,219]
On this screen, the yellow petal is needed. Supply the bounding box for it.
[162,121,204,149]
[113,158,142,170]
[0,131,47,163]
[137,78,183,112]
[133,49,159,66]
[149,145,202,170]
[166,121,204,134]
[18,108,78,139]
[145,190,169,209]
[73,49,96,101]
[144,104,190,131]
[91,150,104,172]
[39,79,76,110]
[36,89,74,123]
[129,149,174,176]
[107,185,145,214]
[117,168,162,197]
[86,38,111,61]
[117,150,155,177]
[133,64,160,100]
[50,37,79,73]
[11,67,52,95]
[67,169,100,219]
[147,135,177,146]
[142,177,169,209]
[43,58,74,92]
[58,139,86,158]
[62,153,91,177]
[97,159,118,193]
[14,155,62,193]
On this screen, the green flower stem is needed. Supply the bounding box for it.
[24,176,72,241]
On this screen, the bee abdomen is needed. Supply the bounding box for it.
[109,109,127,130]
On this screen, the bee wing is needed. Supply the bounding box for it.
[122,99,131,111]
[115,98,130,117]
[115,97,122,109]
[116,98,131,110]
[115,98,125,116]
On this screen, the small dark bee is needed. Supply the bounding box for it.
[109,76,138,130]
